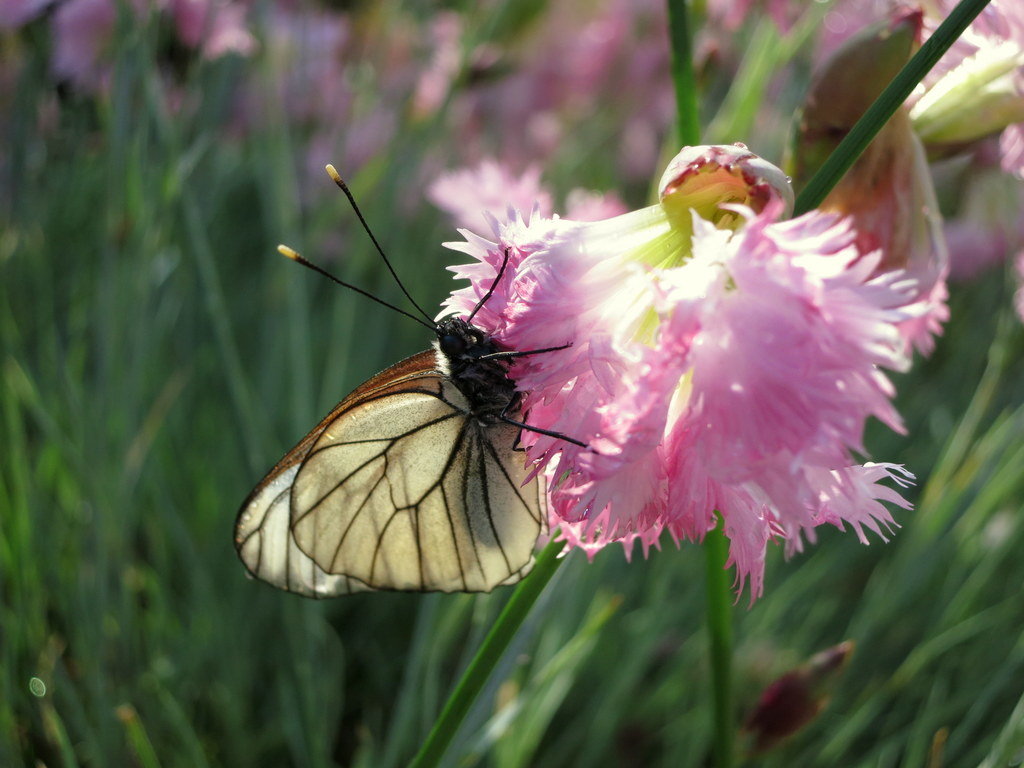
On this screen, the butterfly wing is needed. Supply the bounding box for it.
[235,350,547,596]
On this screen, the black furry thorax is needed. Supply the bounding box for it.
[434,317,518,422]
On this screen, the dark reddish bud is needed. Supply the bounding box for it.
[743,640,855,754]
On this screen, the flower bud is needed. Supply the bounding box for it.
[789,7,922,192]
[659,143,793,233]
[910,42,1024,151]
[743,641,855,754]
[789,8,948,283]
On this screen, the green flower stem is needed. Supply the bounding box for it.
[704,521,734,768]
[667,0,701,146]
[666,3,734,765]
[793,0,994,216]
[408,538,565,768]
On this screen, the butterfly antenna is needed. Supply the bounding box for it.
[278,245,435,331]
[325,164,436,327]
[467,247,511,323]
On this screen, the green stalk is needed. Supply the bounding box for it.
[667,3,735,764]
[793,0,994,215]
[667,0,701,146]
[704,522,734,768]
[408,538,564,768]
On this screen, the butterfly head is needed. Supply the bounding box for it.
[435,317,498,363]
[433,317,518,420]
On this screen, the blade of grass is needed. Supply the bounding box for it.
[408,539,566,768]
[115,704,162,768]
[667,0,701,146]
[704,522,734,768]
[487,594,622,768]
[707,5,830,142]
[918,312,1015,532]
[181,197,263,474]
[974,678,1024,768]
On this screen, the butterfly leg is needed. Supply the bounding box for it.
[477,343,571,362]
[500,395,588,449]
[502,415,588,448]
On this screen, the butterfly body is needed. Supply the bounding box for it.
[434,316,518,423]
[234,317,547,597]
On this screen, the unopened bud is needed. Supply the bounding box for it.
[743,640,855,755]
[911,42,1024,151]
[659,143,793,232]
[789,8,922,192]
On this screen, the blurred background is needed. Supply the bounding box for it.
[2,1,1023,766]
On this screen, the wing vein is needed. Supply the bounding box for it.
[366,421,470,587]
[482,438,542,525]
[476,428,513,574]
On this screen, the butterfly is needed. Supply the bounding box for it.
[234,166,582,597]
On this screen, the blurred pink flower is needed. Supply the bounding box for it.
[249,7,351,126]
[51,0,117,90]
[815,1,925,64]
[945,220,1016,280]
[564,188,628,221]
[707,0,802,32]
[49,0,253,92]
[440,0,673,181]
[428,161,553,232]
[940,142,1024,280]
[167,0,256,59]
[237,5,433,188]
[0,0,53,28]
[412,11,462,118]
[443,146,921,599]
[1001,123,1024,174]
[427,158,627,231]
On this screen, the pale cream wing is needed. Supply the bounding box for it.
[290,377,547,593]
[235,463,372,597]
[235,350,441,597]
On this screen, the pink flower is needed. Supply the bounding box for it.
[803,4,1023,327]
[706,0,802,33]
[443,146,922,600]
[817,1,894,60]
[0,0,53,28]
[939,141,1024,282]
[563,188,629,221]
[235,5,432,189]
[49,0,254,93]
[51,0,117,91]
[436,0,673,181]
[428,160,553,232]
[1001,123,1024,176]
[428,158,628,232]
[412,12,463,118]
[167,0,256,60]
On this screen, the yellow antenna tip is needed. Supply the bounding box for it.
[277,244,300,260]
[325,164,343,184]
